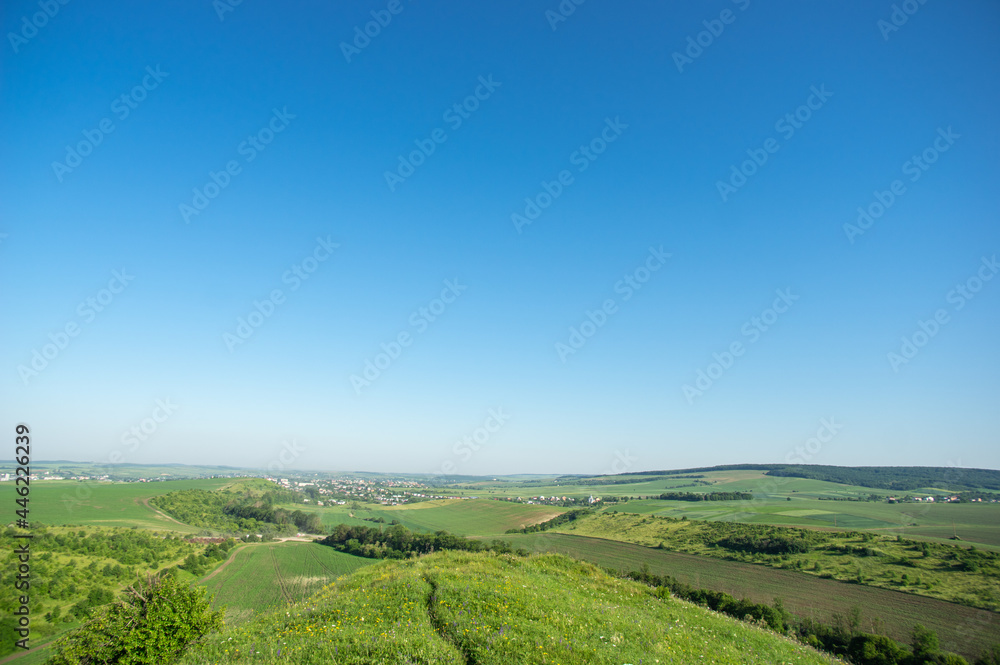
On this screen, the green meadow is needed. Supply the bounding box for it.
[179,551,842,665]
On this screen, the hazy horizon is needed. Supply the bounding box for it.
[3,2,998,475]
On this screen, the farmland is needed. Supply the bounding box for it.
[276,498,566,536]
[14,466,1000,665]
[28,479,232,532]
[545,511,1000,611]
[200,542,372,623]
[501,532,999,661]
[428,469,1000,548]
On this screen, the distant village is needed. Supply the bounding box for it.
[4,469,997,506]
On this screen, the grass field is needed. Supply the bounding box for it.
[179,550,842,664]
[28,479,231,531]
[278,498,566,536]
[501,532,999,661]
[200,542,373,623]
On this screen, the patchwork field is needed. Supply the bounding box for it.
[278,498,566,536]
[500,533,999,661]
[200,542,373,623]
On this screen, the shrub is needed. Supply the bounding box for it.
[46,574,223,665]
[847,633,909,665]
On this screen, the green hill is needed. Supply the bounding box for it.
[178,550,839,664]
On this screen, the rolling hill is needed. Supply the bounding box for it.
[177,550,840,664]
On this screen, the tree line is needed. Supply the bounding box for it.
[318,523,522,559]
[655,491,753,501]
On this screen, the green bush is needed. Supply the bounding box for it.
[847,633,909,665]
[46,574,223,665]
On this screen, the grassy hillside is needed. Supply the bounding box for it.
[200,542,372,623]
[179,551,840,664]
[551,512,1000,611]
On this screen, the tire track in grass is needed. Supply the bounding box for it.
[269,546,294,604]
[305,543,337,576]
[423,574,477,665]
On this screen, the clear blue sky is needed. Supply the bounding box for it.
[2,1,998,475]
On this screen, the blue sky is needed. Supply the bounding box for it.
[2,1,998,475]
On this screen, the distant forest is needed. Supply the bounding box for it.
[656,491,753,501]
[616,464,1000,492]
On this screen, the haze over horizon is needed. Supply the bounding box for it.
[2,2,998,475]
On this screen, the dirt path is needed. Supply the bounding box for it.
[0,636,59,664]
[138,497,188,527]
[198,543,254,583]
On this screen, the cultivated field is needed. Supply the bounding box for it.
[200,542,372,623]
[28,479,231,531]
[501,532,999,661]
[278,498,566,536]
[551,512,1000,611]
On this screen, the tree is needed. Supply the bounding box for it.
[911,624,939,660]
[846,633,909,665]
[46,574,223,665]
[977,644,1000,665]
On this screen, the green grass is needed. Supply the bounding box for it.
[30,479,232,531]
[179,550,842,664]
[550,512,1000,612]
[500,532,1000,662]
[279,498,566,536]
[200,542,373,624]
